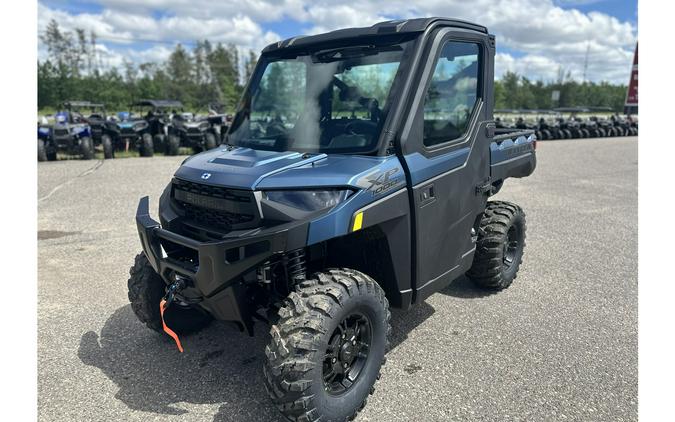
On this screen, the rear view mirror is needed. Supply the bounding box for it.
[442,42,479,61]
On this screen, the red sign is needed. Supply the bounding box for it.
[625,43,638,106]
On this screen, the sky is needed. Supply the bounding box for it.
[37,0,638,84]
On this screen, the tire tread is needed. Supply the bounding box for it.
[263,268,390,422]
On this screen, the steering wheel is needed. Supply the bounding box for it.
[344,120,377,137]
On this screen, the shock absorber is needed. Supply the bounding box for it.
[285,248,306,284]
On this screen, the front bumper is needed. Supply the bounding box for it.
[135,196,309,328]
[52,135,76,149]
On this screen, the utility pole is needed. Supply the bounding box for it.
[582,42,590,82]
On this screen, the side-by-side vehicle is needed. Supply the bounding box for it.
[127,18,537,421]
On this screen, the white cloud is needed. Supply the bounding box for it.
[38,0,636,83]
[126,45,173,64]
[38,2,280,69]
[294,0,636,83]
[98,0,307,22]
[38,3,133,44]
[496,53,563,81]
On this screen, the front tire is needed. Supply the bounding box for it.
[141,133,154,157]
[102,134,114,159]
[80,136,94,160]
[38,139,47,162]
[205,132,217,150]
[166,135,180,156]
[153,134,165,153]
[264,269,390,422]
[127,253,212,334]
[467,201,526,290]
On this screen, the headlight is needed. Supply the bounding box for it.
[263,189,351,212]
[134,121,148,131]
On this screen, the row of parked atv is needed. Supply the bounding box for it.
[37,100,233,161]
[496,108,638,141]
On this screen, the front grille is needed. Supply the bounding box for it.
[172,178,258,233]
[120,127,135,135]
[188,127,203,134]
[54,129,69,137]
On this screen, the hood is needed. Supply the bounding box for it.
[174,146,389,190]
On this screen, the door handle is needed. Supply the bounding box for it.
[485,122,496,138]
[419,184,435,206]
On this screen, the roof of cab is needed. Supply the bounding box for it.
[63,101,104,108]
[262,17,488,54]
[132,99,184,108]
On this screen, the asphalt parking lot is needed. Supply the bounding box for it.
[38,137,638,422]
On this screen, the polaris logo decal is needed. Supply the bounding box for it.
[201,173,212,180]
[358,168,403,196]
[503,144,532,156]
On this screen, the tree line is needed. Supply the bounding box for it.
[38,19,256,112]
[38,19,628,113]
[495,70,628,112]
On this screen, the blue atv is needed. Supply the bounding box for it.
[127,18,537,422]
[38,104,94,161]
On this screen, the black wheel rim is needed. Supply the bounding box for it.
[322,312,372,395]
[503,225,520,270]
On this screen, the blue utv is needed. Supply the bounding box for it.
[127,17,537,422]
[104,111,155,157]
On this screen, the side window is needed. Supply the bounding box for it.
[423,41,480,147]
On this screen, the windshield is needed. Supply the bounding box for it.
[228,37,416,154]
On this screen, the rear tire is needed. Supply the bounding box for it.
[467,201,526,290]
[127,253,212,334]
[38,139,47,162]
[264,269,390,422]
[141,133,154,157]
[102,134,114,159]
[166,135,180,156]
[80,136,94,160]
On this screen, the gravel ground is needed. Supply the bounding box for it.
[38,137,638,422]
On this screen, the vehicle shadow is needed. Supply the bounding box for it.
[388,301,436,350]
[78,305,281,421]
[79,301,436,421]
[439,275,497,299]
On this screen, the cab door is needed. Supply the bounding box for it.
[399,29,494,302]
